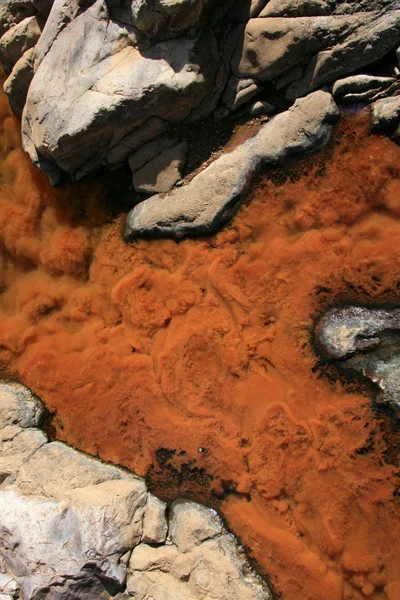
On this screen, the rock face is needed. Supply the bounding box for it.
[315,306,400,412]
[124,89,339,240]
[0,381,271,600]
[0,0,398,194]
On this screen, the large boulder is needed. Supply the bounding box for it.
[124,90,339,240]
[21,0,222,183]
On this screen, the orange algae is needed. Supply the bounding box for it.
[0,86,399,600]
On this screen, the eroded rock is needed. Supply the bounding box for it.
[315,306,400,411]
[371,95,400,133]
[125,90,339,240]
[0,382,44,429]
[0,15,40,73]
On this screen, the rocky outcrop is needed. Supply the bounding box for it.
[0,382,271,600]
[315,307,400,412]
[124,89,339,240]
[0,0,398,190]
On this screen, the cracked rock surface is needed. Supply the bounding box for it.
[315,306,400,412]
[0,381,271,600]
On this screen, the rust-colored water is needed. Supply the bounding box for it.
[0,86,399,600]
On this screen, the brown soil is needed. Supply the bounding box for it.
[0,89,399,600]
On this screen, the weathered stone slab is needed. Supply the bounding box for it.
[0,382,44,429]
[124,90,339,240]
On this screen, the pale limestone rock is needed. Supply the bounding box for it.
[0,382,44,429]
[131,141,188,194]
[371,95,400,132]
[125,90,339,240]
[169,500,223,553]
[332,75,397,99]
[21,0,221,183]
[129,543,179,572]
[0,571,19,596]
[127,570,199,600]
[15,441,137,499]
[107,117,168,166]
[3,46,35,117]
[0,425,47,482]
[0,15,40,72]
[141,494,168,544]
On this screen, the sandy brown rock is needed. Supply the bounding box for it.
[3,46,35,117]
[0,15,40,73]
[131,141,188,194]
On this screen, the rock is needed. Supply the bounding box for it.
[0,380,273,600]
[0,425,47,483]
[32,0,55,19]
[0,382,44,429]
[124,90,339,240]
[0,16,40,73]
[231,15,355,81]
[128,137,179,173]
[287,8,400,100]
[0,2,36,37]
[169,500,223,553]
[260,0,333,17]
[129,543,179,572]
[127,522,271,600]
[315,306,400,411]
[0,571,19,597]
[107,117,168,166]
[222,76,263,111]
[275,65,304,90]
[0,450,147,598]
[332,75,397,99]
[15,440,137,499]
[131,141,188,194]
[3,46,35,117]
[141,494,168,544]
[21,0,221,183]
[119,0,209,41]
[249,99,274,116]
[371,95,400,133]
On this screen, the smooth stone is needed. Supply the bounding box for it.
[141,493,168,544]
[0,425,47,483]
[124,90,339,240]
[332,74,397,99]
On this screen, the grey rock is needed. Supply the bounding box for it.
[169,500,223,553]
[0,425,47,483]
[15,440,137,499]
[0,480,146,599]
[0,594,13,600]
[125,0,208,40]
[332,74,397,100]
[287,9,400,100]
[129,137,179,173]
[0,2,36,38]
[275,65,304,90]
[22,0,221,183]
[124,90,339,240]
[131,141,188,194]
[315,307,400,411]
[0,15,40,73]
[249,99,274,116]
[3,46,35,117]
[260,0,334,17]
[222,76,263,111]
[107,117,168,166]
[0,571,19,596]
[371,95,400,132]
[0,382,44,429]
[141,494,168,544]
[231,15,358,81]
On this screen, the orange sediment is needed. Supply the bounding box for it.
[0,86,399,600]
